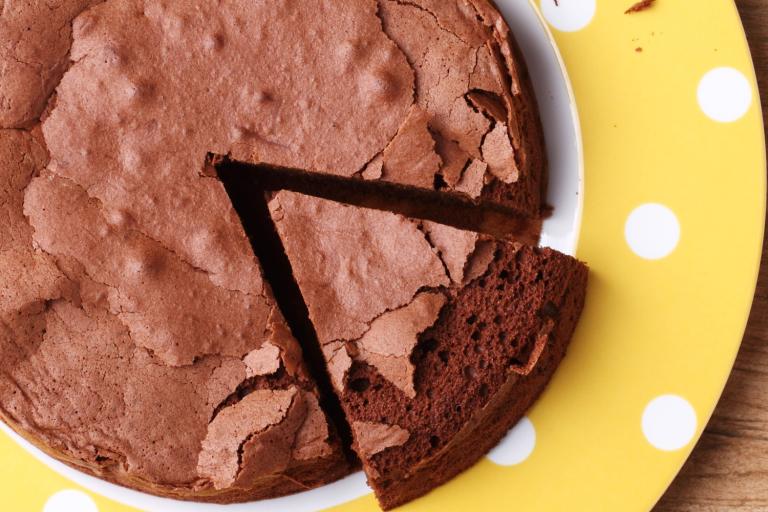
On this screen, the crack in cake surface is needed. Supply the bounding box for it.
[0,0,107,128]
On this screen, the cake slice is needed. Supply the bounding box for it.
[268,191,588,509]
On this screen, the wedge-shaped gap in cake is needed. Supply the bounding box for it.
[210,154,541,244]
[216,166,359,465]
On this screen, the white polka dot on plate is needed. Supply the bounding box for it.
[642,395,698,451]
[697,67,753,122]
[43,489,99,512]
[487,416,536,466]
[625,203,680,260]
[540,0,596,32]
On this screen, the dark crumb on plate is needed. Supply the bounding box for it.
[635,47,643,52]
[625,0,656,14]
[553,0,559,5]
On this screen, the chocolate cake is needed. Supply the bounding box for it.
[268,191,588,509]
[0,0,580,508]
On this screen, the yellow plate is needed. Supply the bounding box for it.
[3,1,764,511]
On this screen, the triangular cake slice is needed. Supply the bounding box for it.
[268,191,588,509]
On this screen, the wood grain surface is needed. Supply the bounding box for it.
[653,1,768,510]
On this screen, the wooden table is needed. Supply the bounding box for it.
[654,2,768,510]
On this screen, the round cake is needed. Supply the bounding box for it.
[0,0,584,508]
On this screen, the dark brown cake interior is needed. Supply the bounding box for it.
[341,244,587,508]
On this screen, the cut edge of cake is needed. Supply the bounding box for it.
[212,156,542,244]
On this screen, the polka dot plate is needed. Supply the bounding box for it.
[3,1,764,511]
